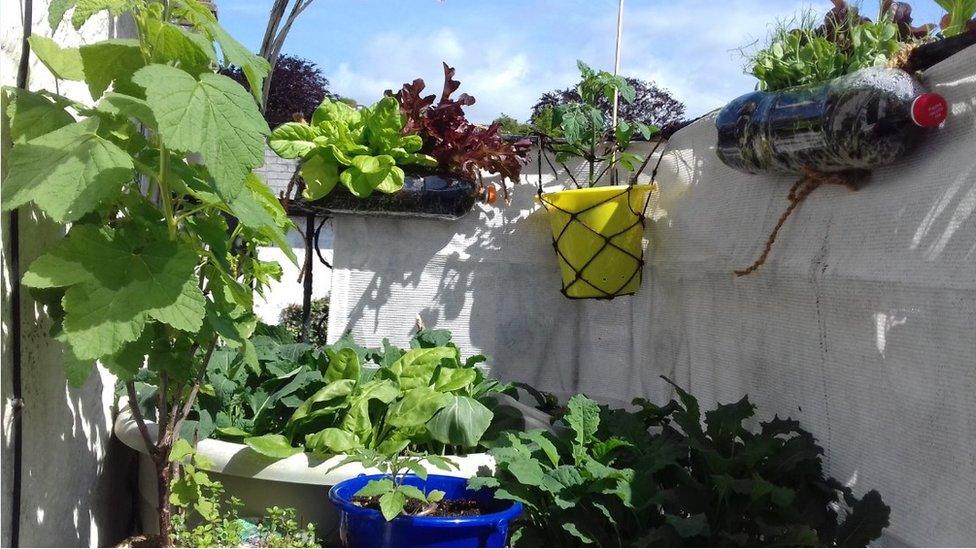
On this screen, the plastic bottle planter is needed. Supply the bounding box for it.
[539,184,655,299]
[313,175,492,221]
[329,474,522,548]
[715,67,947,175]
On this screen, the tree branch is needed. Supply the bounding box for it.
[170,338,218,444]
[126,381,156,455]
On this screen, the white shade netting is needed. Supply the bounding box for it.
[327,45,976,546]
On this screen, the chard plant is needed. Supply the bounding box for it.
[541,60,659,188]
[338,449,457,521]
[2,0,293,543]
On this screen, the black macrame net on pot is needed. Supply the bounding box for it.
[535,136,665,300]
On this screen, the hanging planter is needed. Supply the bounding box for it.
[535,60,663,300]
[539,184,654,299]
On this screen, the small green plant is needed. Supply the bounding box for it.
[278,297,329,345]
[936,0,976,36]
[472,380,891,547]
[748,6,907,91]
[169,440,318,547]
[337,449,457,520]
[268,96,437,200]
[542,61,659,187]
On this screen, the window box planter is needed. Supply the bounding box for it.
[114,401,494,541]
[329,473,521,548]
[307,174,487,220]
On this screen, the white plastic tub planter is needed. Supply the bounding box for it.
[114,400,494,540]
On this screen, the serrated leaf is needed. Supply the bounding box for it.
[23,224,201,359]
[49,0,78,31]
[133,65,269,200]
[63,346,95,387]
[203,21,270,103]
[79,39,144,100]
[169,438,195,462]
[1,118,133,222]
[96,92,157,129]
[566,394,600,445]
[426,395,493,448]
[27,35,84,81]
[144,19,215,72]
[71,0,139,29]
[4,87,75,144]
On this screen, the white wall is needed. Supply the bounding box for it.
[326,49,976,546]
[2,3,135,546]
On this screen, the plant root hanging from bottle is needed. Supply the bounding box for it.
[734,168,867,277]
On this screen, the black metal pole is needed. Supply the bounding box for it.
[9,1,32,546]
[299,213,314,342]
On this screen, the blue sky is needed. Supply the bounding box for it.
[219,0,947,123]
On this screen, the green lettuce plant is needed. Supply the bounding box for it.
[2,0,293,543]
[471,380,890,547]
[268,96,436,200]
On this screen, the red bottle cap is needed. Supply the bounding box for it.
[911,93,948,127]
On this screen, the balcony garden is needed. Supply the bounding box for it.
[2,0,974,547]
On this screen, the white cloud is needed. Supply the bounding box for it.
[318,0,835,122]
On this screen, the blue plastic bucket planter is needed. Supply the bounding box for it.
[329,474,522,548]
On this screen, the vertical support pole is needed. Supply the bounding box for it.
[9,0,33,545]
[610,0,625,185]
[300,212,314,342]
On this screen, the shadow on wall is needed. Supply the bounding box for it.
[4,216,135,546]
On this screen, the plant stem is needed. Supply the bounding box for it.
[157,145,177,239]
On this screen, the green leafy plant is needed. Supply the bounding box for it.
[472,380,890,547]
[190,328,513,459]
[169,440,318,547]
[268,96,436,200]
[935,0,976,36]
[278,297,329,346]
[541,60,659,187]
[338,449,457,520]
[2,1,295,543]
[748,6,907,91]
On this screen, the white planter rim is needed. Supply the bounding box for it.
[114,400,493,486]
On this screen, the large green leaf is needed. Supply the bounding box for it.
[4,87,75,144]
[388,347,457,388]
[27,35,84,81]
[339,154,400,198]
[79,39,144,100]
[269,122,320,159]
[287,379,356,427]
[1,118,133,222]
[305,428,360,454]
[387,387,450,429]
[426,395,493,447]
[144,19,215,73]
[96,93,157,129]
[245,434,303,459]
[49,0,78,31]
[311,99,363,127]
[300,153,339,200]
[22,224,203,359]
[133,65,269,200]
[565,394,600,445]
[325,348,362,383]
[202,21,270,103]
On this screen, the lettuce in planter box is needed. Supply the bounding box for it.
[269,96,436,200]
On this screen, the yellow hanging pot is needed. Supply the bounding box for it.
[539,183,655,299]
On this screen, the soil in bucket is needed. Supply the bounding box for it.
[351,496,504,517]
[540,184,654,299]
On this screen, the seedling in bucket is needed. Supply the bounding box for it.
[536,60,661,299]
